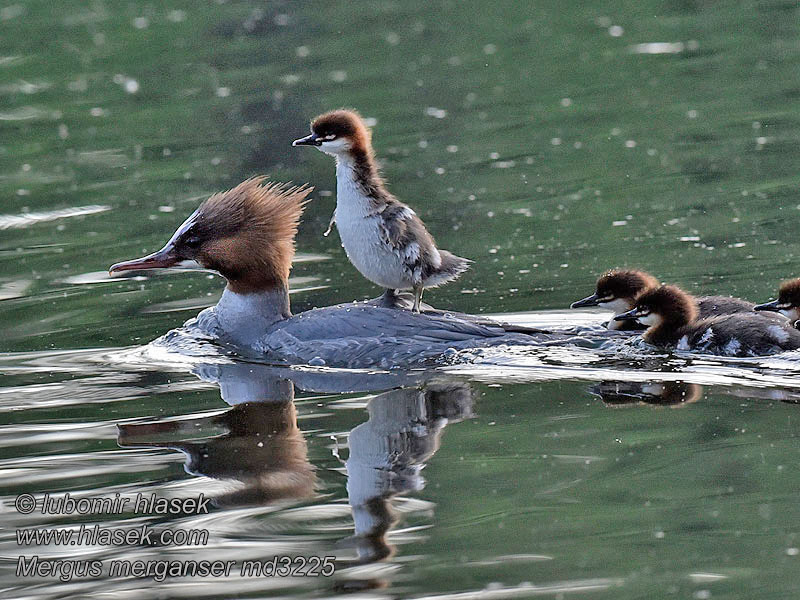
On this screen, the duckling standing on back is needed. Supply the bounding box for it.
[293,109,469,313]
[571,268,767,330]
[614,285,800,356]
[754,279,800,326]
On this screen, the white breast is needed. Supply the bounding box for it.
[334,161,413,289]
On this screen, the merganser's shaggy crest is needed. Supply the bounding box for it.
[292,109,469,312]
[571,268,764,330]
[614,285,800,356]
[754,279,800,323]
[109,178,582,368]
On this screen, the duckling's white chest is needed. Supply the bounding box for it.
[334,162,411,289]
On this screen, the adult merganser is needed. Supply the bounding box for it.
[109,178,578,369]
[292,109,469,312]
[613,285,800,356]
[571,268,768,330]
[754,279,800,324]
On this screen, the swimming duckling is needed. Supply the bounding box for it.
[570,269,658,330]
[754,279,800,325]
[571,268,762,330]
[293,109,469,312]
[614,285,800,356]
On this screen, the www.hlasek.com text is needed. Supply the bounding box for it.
[17,524,209,547]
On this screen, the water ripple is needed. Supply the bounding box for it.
[0,205,111,230]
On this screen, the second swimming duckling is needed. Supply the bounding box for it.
[571,268,768,330]
[614,285,800,356]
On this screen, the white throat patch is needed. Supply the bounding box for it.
[637,313,661,327]
[317,138,352,156]
[598,297,634,315]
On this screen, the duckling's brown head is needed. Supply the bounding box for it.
[109,178,311,294]
[293,109,372,157]
[614,285,698,330]
[571,269,659,313]
[754,278,800,322]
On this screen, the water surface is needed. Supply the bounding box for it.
[2,1,800,598]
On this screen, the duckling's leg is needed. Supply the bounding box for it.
[378,288,399,308]
[323,210,336,237]
[412,285,424,313]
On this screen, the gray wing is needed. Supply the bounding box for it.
[257,303,600,368]
[274,303,517,341]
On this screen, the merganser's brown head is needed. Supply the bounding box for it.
[614,285,698,342]
[754,278,800,322]
[571,269,659,314]
[292,109,372,158]
[109,177,311,294]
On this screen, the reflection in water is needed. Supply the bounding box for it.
[118,400,316,508]
[345,382,474,564]
[590,380,703,407]
[115,359,473,592]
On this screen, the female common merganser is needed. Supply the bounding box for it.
[571,268,764,330]
[613,285,800,356]
[754,279,800,324]
[109,178,574,369]
[292,109,469,312]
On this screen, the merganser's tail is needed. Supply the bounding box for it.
[426,250,470,287]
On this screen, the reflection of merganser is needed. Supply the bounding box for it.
[109,178,578,369]
[571,269,772,330]
[293,110,469,312]
[614,285,800,356]
[117,362,315,508]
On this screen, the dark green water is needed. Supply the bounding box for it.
[3,1,800,598]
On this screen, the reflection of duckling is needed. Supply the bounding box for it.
[614,285,800,356]
[344,382,473,564]
[117,366,315,508]
[590,380,702,407]
[572,269,763,330]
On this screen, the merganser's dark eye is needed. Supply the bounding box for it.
[184,236,202,249]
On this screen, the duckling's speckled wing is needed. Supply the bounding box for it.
[376,203,439,283]
[687,312,800,356]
